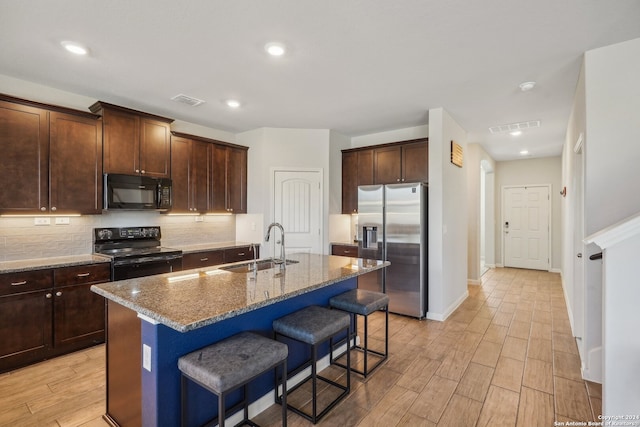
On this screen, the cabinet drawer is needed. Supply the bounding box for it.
[332,244,358,257]
[182,250,225,270]
[224,246,259,263]
[54,264,111,288]
[0,270,53,297]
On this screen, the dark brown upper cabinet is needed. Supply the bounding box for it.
[90,102,173,179]
[210,144,248,214]
[171,132,248,214]
[341,139,428,214]
[0,95,102,215]
[374,139,428,184]
[170,134,210,213]
[341,149,375,214]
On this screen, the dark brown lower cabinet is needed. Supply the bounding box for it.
[0,263,109,374]
[0,290,53,371]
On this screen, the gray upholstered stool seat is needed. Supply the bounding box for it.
[329,289,389,378]
[273,305,351,424]
[178,331,288,427]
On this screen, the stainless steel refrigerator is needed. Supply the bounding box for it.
[357,183,428,318]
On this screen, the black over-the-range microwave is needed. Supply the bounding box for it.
[104,174,172,211]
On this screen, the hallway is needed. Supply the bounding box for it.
[0,268,601,426]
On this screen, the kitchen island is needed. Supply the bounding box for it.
[92,253,388,427]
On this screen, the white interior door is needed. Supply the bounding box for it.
[572,137,585,340]
[503,186,550,270]
[273,169,322,255]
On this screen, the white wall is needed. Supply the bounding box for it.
[466,143,496,282]
[494,157,562,270]
[573,36,640,387]
[428,108,468,320]
[328,130,353,245]
[351,125,428,148]
[236,128,332,257]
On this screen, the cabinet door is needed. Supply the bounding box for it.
[182,250,225,270]
[49,112,103,214]
[209,144,227,212]
[341,151,358,214]
[224,246,258,263]
[169,136,192,213]
[53,283,105,347]
[374,145,402,184]
[0,290,53,373]
[192,140,210,212]
[401,141,428,183]
[140,118,171,178]
[0,100,49,214]
[357,149,374,185]
[102,108,140,175]
[331,244,357,256]
[226,147,247,213]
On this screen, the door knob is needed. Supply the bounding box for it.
[577,253,582,258]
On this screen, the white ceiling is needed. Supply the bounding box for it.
[1,0,640,160]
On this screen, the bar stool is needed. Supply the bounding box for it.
[329,289,389,378]
[178,331,288,427]
[272,305,351,424]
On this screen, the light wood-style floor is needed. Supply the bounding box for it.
[0,267,602,426]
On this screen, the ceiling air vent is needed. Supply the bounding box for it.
[489,120,541,134]
[170,94,206,107]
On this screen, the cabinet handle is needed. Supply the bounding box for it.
[141,170,146,174]
[396,178,400,182]
[76,272,91,277]
[344,250,351,254]
[56,291,62,297]
[11,280,27,286]
[200,258,209,262]
[41,207,46,211]
[237,252,245,256]
[135,169,140,173]
[51,206,57,211]
[46,293,52,299]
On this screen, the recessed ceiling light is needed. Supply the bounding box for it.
[510,130,522,136]
[226,99,241,108]
[61,41,88,55]
[520,150,529,155]
[519,81,536,92]
[265,42,286,57]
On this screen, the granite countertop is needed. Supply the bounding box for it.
[175,241,257,254]
[91,253,388,333]
[0,254,111,274]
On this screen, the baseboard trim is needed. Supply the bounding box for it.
[426,290,469,322]
[468,279,481,286]
[550,268,562,273]
[582,346,603,383]
[496,263,504,268]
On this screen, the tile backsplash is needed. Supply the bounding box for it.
[0,212,236,262]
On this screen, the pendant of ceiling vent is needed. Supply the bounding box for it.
[489,120,541,134]
[171,94,206,107]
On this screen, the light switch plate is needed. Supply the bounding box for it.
[143,344,152,372]
[195,216,204,222]
[55,217,70,225]
[34,217,51,226]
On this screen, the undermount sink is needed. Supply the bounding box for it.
[219,258,299,273]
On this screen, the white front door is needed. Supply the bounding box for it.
[503,186,550,270]
[272,169,322,255]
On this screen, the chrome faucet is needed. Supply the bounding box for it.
[249,243,258,277]
[265,222,286,268]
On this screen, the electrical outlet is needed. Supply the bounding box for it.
[34,217,51,226]
[194,215,204,222]
[55,217,70,225]
[143,344,152,372]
